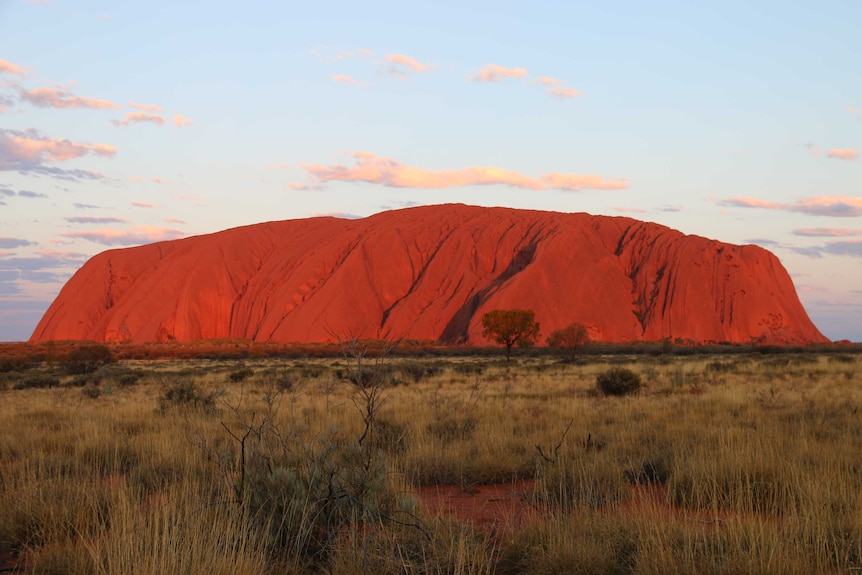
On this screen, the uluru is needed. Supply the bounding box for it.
[30,204,827,346]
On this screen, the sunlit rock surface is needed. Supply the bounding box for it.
[31,204,827,345]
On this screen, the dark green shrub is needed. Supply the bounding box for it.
[596,367,641,396]
[398,361,442,383]
[158,380,221,412]
[453,362,484,376]
[228,367,254,382]
[347,366,394,387]
[80,385,101,400]
[67,374,95,387]
[62,345,115,375]
[13,375,60,390]
[0,357,35,373]
[117,371,144,387]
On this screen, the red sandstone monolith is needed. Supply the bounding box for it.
[30,204,828,345]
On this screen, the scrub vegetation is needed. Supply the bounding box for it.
[0,341,860,574]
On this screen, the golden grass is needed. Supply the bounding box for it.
[0,351,859,573]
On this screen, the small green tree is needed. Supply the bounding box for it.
[481,309,540,361]
[547,322,590,361]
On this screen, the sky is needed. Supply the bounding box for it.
[0,0,860,342]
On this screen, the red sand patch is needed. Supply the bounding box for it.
[417,480,537,533]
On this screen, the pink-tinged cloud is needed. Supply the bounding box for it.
[131,201,159,208]
[164,218,186,224]
[129,101,163,112]
[311,47,372,61]
[0,128,116,171]
[112,112,166,127]
[719,195,862,217]
[0,59,25,76]
[535,76,562,86]
[614,206,646,214]
[718,197,786,210]
[847,106,860,114]
[793,228,862,237]
[826,148,858,161]
[383,54,434,75]
[65,216,129,224]
[172,114,193,127]
[470,64,528,82]
[129,101,162,112]
[547,86,581,99]
[300,152,628,192]
[330,74,371,87]
[60,226,184,246]
[287,182,322,191]
[129,176,167,184]
[19,86,120,110]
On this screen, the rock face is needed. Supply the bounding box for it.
[31,204,827,345]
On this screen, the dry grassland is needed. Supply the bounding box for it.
[0,349,860,574]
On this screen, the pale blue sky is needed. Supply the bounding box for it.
[1,0,860,342]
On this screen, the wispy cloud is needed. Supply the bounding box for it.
[847,106,860,114]
[383,54,434,77]
[172,114,193,127]
[0,129,116,180]
[300,152,628,192]
[310,47,374,61]
[129,176,167,184]
[65,216,129,224]
[286,182,322,191]
[60,226,184,246]
[547,86,581,99]
[793,228,862,237]
[129,101,162,112]
[614,207,646,214]
[19,86,120,110]
[17,190,47,198]
[793,239,862,259]
[0,189,47,199]
[330,74,371,87]
[164,217,186,224]
[469,64,528,82]
[112,112,166,127]
[0,59,26,76]
[0,94,15,113]
[534,76,581,99]
[535,76,562,86]
[826,148,858,161]
[131,201,159,208]
[718,196,862,217]
[0,237,34,249]
[73,203,102,209]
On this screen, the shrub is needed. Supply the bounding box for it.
[398,361,442,383]
[61,345,115,375]
[12,375,60,390]
[158,380,221,412]
[81,385,102,400]
[546,322,590,360]
[228,367,254,382]
[596,367,641,396]
[347,366,394,387]
[481,309,541,360]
